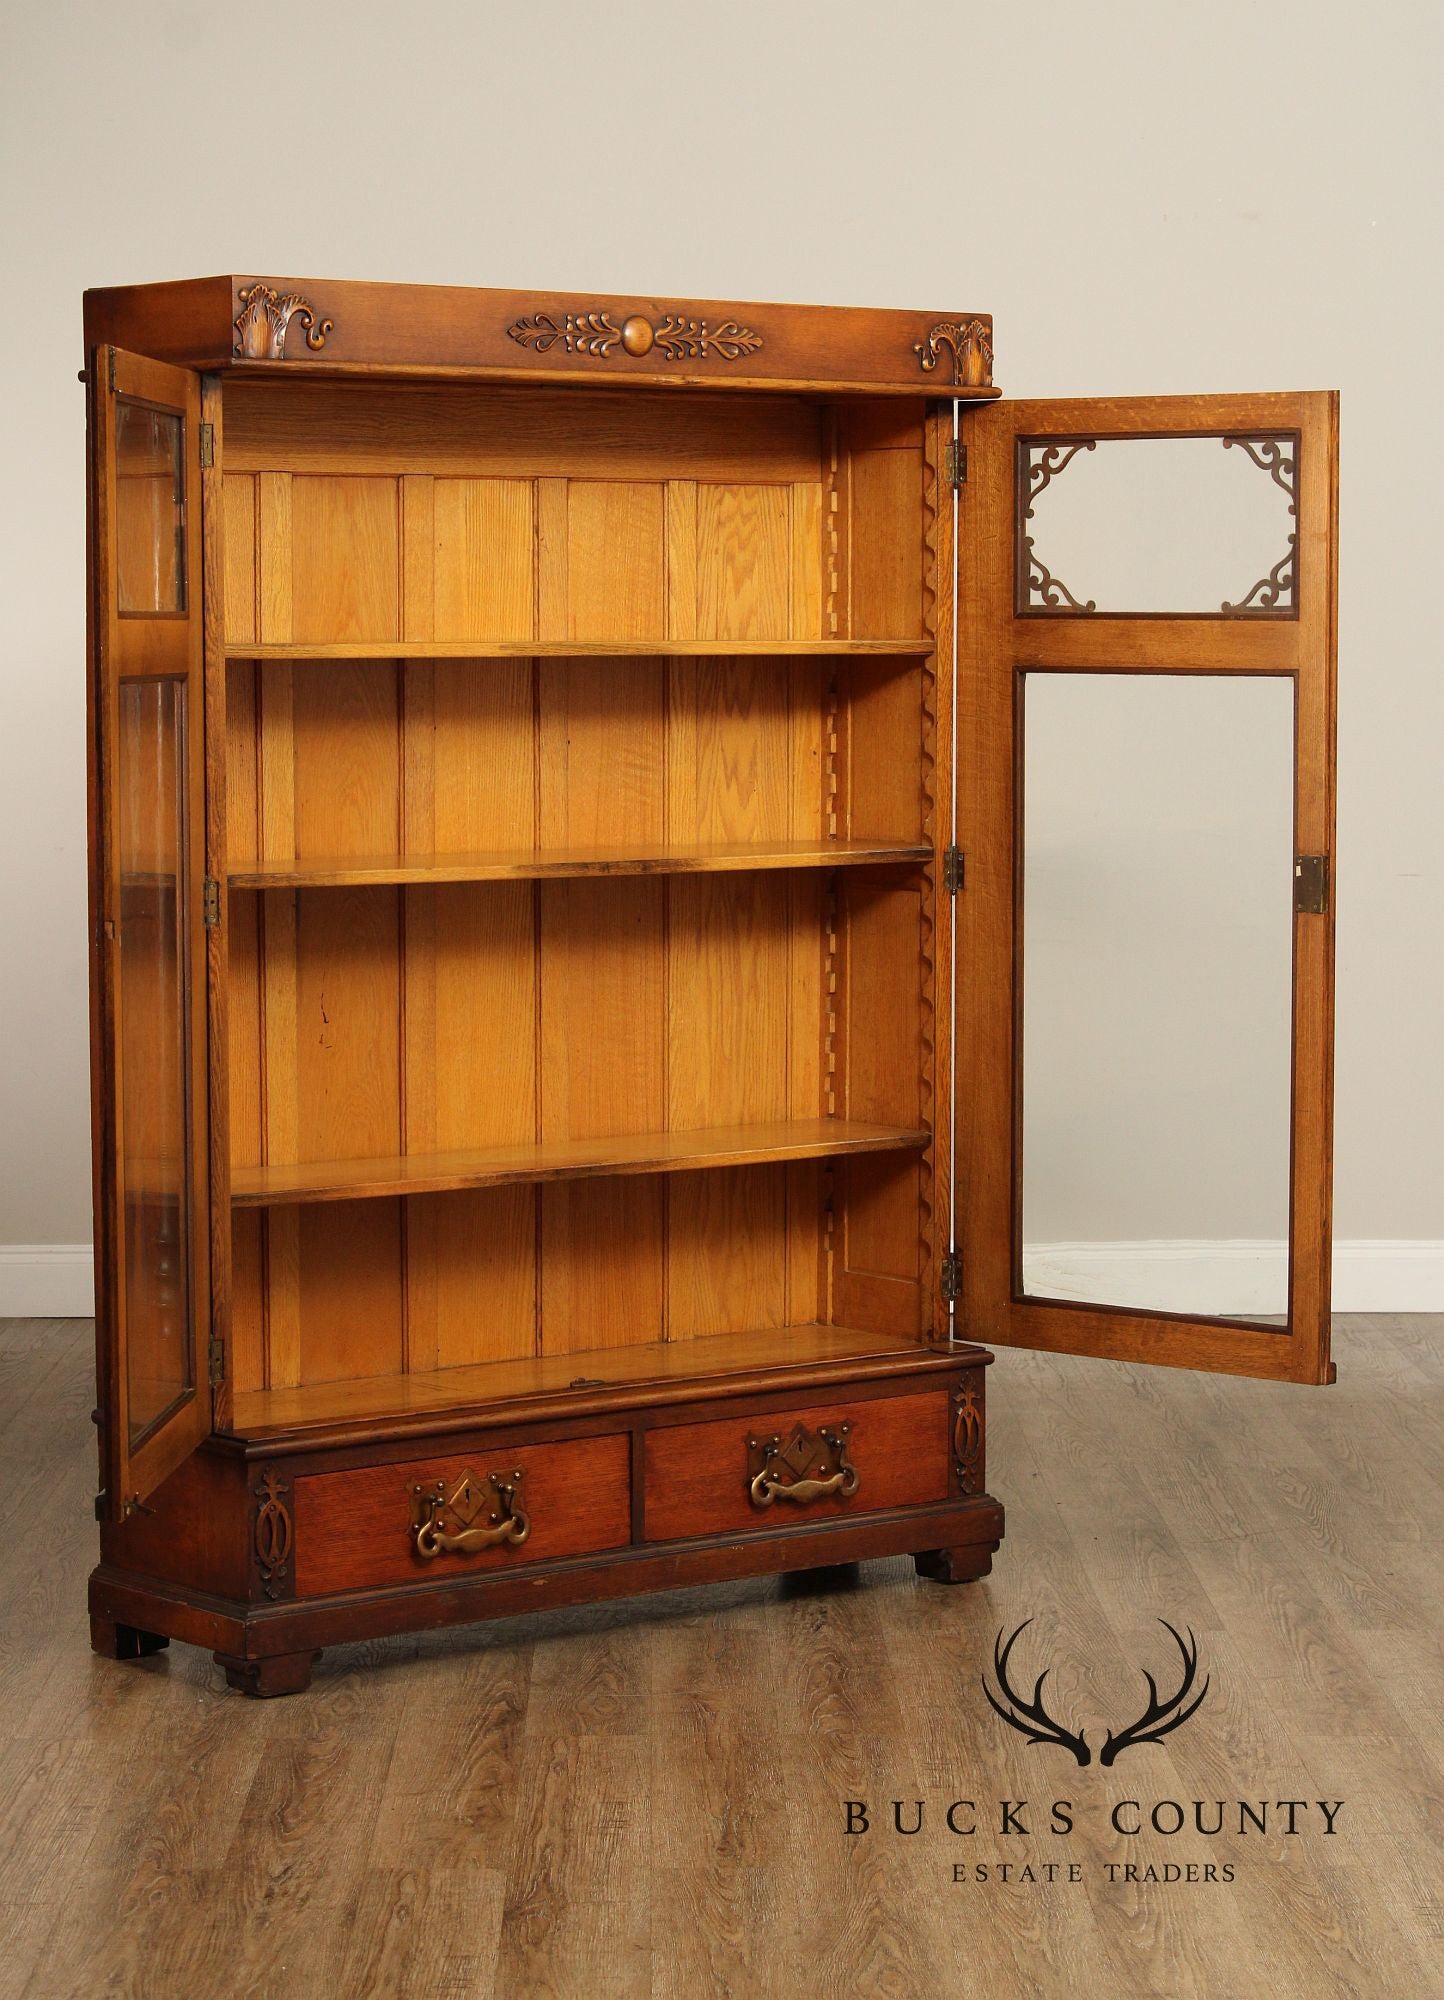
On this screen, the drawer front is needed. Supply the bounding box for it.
[644,1389,950,1543]
[292,1434,631,1597]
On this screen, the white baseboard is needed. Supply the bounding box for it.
[0,1241,1441,1321]
[0,1246,95,1318]
[1023,1239,1444,1316]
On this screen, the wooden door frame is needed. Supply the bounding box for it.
[956,392,1338,1383]
[89,346,214,1516]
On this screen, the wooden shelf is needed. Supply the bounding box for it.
[228,1322,960,1442]
[230,836,930,890]
[231,1117,929,1209]
[224,638,933,660]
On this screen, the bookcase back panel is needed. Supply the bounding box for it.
[220,385,936,1395]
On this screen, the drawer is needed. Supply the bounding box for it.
[292,1433,631,1597]
[643,1389,950,1544]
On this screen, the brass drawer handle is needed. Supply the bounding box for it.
[747,1422,860,1510]
[410,1469,530,1558]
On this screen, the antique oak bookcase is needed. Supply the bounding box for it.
[83,277,1338,1693]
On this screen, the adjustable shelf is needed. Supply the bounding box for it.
[231,1117,929,1209]
[230,836,931,890]
[224,638,933,660]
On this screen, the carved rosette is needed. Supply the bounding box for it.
[252,1468,294,1601]
[507,308,763,364]
[233,284,334,360]
[952,1381,984,1496]
[915,318,993,389]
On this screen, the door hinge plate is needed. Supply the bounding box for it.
[208,1335,225,1388]
[1294,854,1330,915]
[942,844,964,894]
[198,421,214,470]
[203,877,221,927]
[93,1490,107,1523]
[939,1250,961,1303]
[945,440,967,487]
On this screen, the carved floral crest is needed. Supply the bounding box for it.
[233,284,334,360]
[915,317,993,388]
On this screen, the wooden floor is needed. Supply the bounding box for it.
[0,1317,1438,1999]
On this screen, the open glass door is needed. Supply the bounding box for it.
[88,347,211,1514]
[956,393,1337,1382]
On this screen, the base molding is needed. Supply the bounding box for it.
[0,1245,94,1317]
[89,1493,1004,1692]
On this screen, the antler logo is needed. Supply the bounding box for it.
[982,1619,1210,1766]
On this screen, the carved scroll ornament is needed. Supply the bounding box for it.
[507,309,763,363]
[233,284,333,359]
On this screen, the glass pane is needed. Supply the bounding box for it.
[115,402,185,615]
[117,679,192,1443]
[1017,435,1298,616]
[1020,673,1293,1323]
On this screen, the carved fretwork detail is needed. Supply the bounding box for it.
[952,1381,984,1496]
[1017,439,1098,613]
[233,285,333,360]
[1024,547,1096,613]
[252,1468,293,1600]
[507,309,762,363]
[1221,435,1299,614]
[914,317,993,388]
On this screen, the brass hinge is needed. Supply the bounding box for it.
[1294,854,1330,915]
[939,1250,961,1303]
[198,422,214,470]
[942,844,964,894]
[203,876,221,927]
[945,440,967,487]
[209,1335,226,1388]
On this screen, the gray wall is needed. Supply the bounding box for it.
[1,0,1440,1289]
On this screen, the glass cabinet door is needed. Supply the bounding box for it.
[89,348,211,1513]
[955,393,1338,1382]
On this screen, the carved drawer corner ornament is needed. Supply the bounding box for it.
[915,317,993,389]
[252,1468,293,1600]
[747,1420,860,1509]
[233,284,334,360]
[952,1381,983,1496]
[410,1468,530,1557]
[507,308,763,364]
